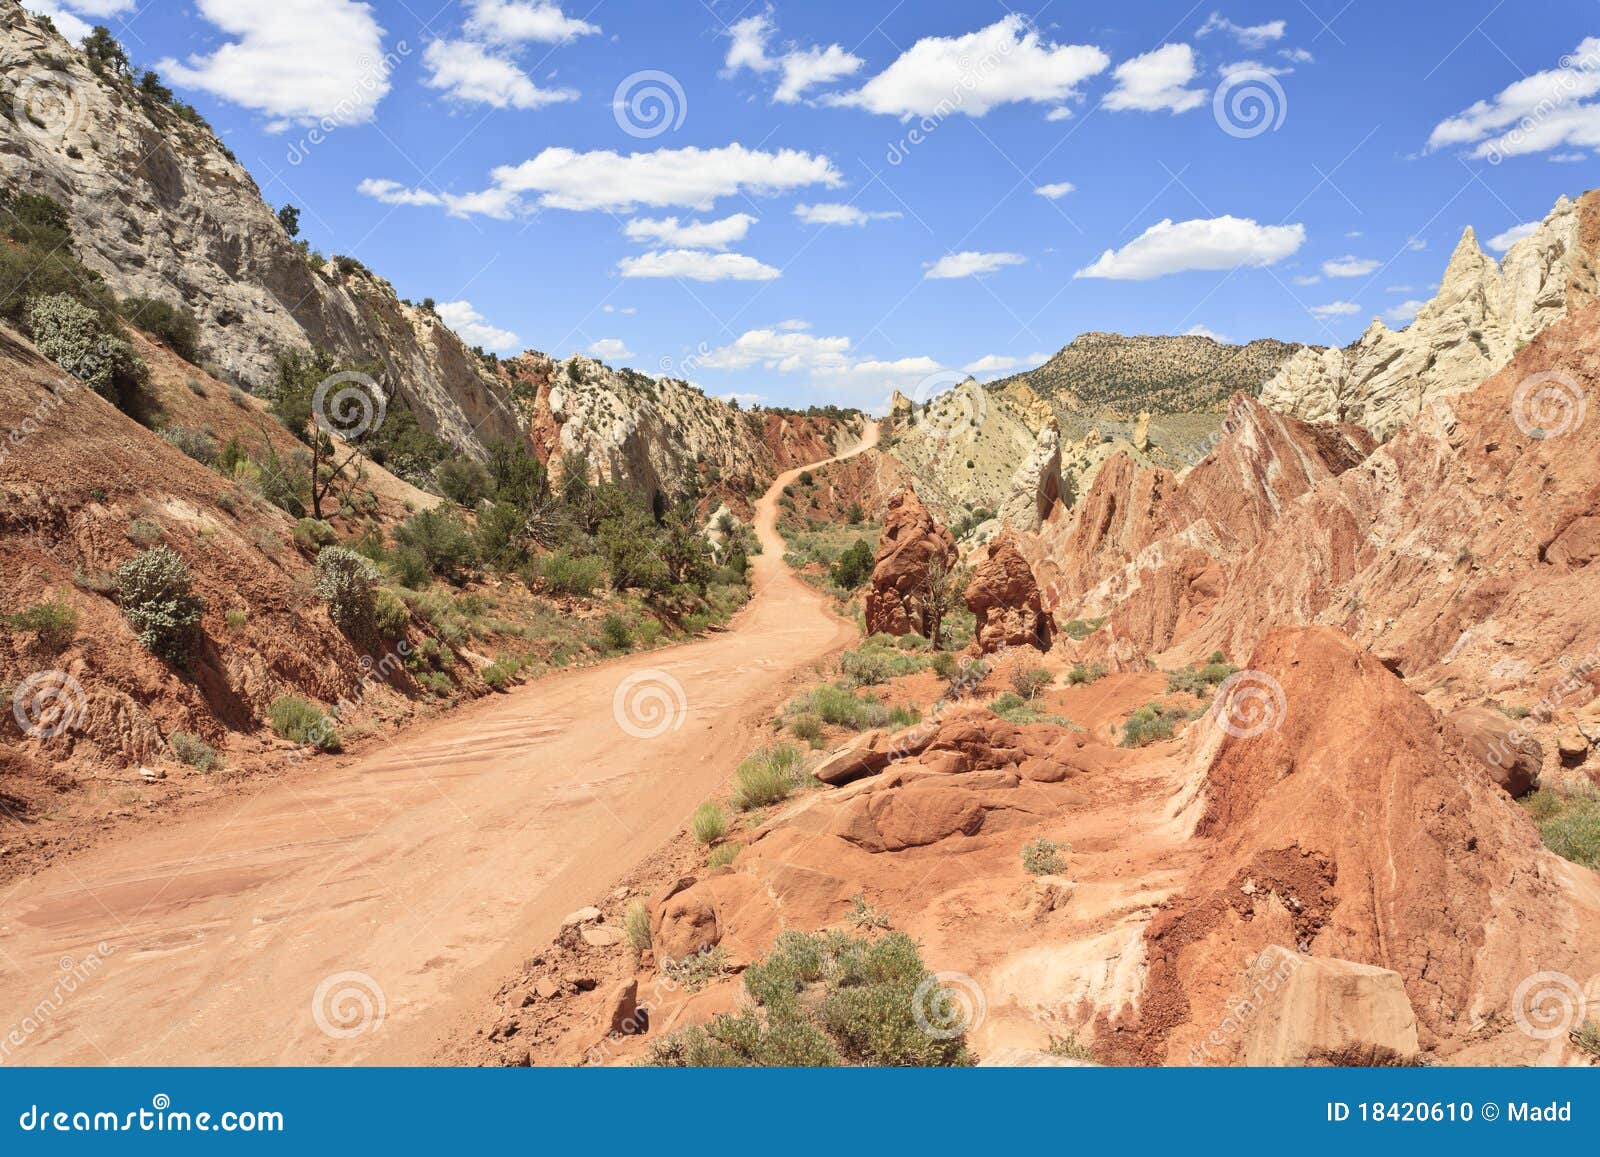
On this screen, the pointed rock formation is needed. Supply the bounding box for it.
[1261,191,1600,436]
[964,530,1054,653]
[863,487,957,638]
[998,420,1063,532]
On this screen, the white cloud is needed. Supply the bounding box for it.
[588,338,635,361]
[355,178,523,219]
[1426,38,1600,159]
[1046,107,1074,122]
[624,213,756,249]
[1385,300,1426,325]
[925,251,1027,279]
[775,319,809,330]
[1280,47,1313,64]
[1035,181,1076,199]
[721,391,766,405]
[834,15,1108,119]
[358,178,443,207]
[1076,216,1304,280]
[28,1,93,41]
[1184,324,1229,342]
[436,300,521,352]
[422,39,577,109]
[1487,222,1539,252]
[1105,44,1206,113]
[962,352,1048,376]
[1549,151,1590,162]
[159,0,392,129]
[700,328,852,373]
[1384,285,1417,293]
[617,249,780,281]
[1309,300,1361,318]
[1406,237,1427,251]
[602,304,637,314]
[723,12,863,103]
[1220,58,1291,78]
[1292,274,1321,286]
[1197,12,1287,49]
[1322,255,1380,278]
[463,0,599,43]
[793,203,901,226]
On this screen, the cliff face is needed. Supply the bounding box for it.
[506,352,864,511]
[1261,190,1600,437]
[0,8,521,455]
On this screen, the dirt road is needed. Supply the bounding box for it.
[0,427,879,1065]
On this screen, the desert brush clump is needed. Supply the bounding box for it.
[730,744,806,811]
[1522,784,1600,869]
[988,692,1074,728]
[1010,666,1053,700]
[267,695,340,751]
[313,546,381,636]
[624,900,652,954]
[1067,661,1107,685]
[116,546,204,661]
[1021,837,1067,876]
[1121,702,1196,747]
[24,293,148,412]
[4,598,79,653]
[1166,652,1237,697]
[691,801,728,845]
[168,731,219,771]
[785,684,917,732]
[646,930,974,1067]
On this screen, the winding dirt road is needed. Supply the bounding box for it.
[0,426,878,1065]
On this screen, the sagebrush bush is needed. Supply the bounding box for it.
[25,293,148,410]
[4,598,78,653]
[267,695,340,751]
[169,731,219,771]
[313,546,380,635]
[787,712,824,744]
[533,551,603,597]
[372,588,410,640]
[707,844,740,869]
[394,507,476,580]
[159,425,216,465]
[116,546,204,660]
[1523,786,1600,869]
[1011,666,1053,700]
[1067,661,1106,685]
[624,900,652,954]
[293,518,337,551]
[730,744,805,810]
[120,295,200,361]
[601,612,632,651]
[786,684,916,732]
[1120,703,1192,747]
[691,801,728,845]
[1021,837,1067,876]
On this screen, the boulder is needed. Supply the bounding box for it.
[580,925,625,947]
[650,878,721,963]
[1447,706,1542,797]
[561,906,603,927]
[533,978,560,1000]
[963,530,1054,653]
[1242,948,1421,1066]
[812,725,934,786]
[863,487,957,638]
[1558,731,1591,767]
[602,978,641,1036]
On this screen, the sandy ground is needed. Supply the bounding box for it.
[0,427,879,1065]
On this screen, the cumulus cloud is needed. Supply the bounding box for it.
[365,145,842,217]
[1322,255,1380,278]
[962,353,1049,376]
[617,250,781,281]
[793,203,901,226]
[1486,221,1539,252]
[1426,38,1600,159]
[700,328,852,373]
[1076,216,1305,280]
[1105,44,1206,113]
[925,251,1027,279]
[159,0,392,129]
[834,15,1108,119]
[422,39,577,109]
[462,0,599,43]
[1309,301,1361,318]
[1385,300,1426,325]
[723,12,863,103]
[624,213,756,249]
[436,300,521,352]
[1184,324,1230,342]
[1035,181,1076,199]
[588,338,635,361]
[1197,12,1287,49]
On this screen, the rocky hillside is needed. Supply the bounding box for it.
[992,332,1307,418]
[0,7,521,456]
[1262,190,1600,436]
[505,352,865,515]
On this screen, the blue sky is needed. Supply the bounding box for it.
[30,0,1600,410]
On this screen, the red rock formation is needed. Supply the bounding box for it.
[963,530,1053,653]
[864,487,956,638]
[1115,627,1600,1066]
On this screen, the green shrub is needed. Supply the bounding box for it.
[624,900,652,953]
[313,546,380,635]
[1047,1032,1096,1062]
[267,695,339,751]
[1166,660,1237,697]
[707,844,740,869]
[1011,666,1052,700]
[847,894,890,929]
[788,712,824,744]
[293,518,337,551]
[436,457,492,507]
[25,293,149,412]
[119,295,200,361]
[1121,703,1193,747]
[480,659,515,691]
[1021,837,1067,876]
[169,731,218,771]
[1067,661,1107,685]
[159,425,216,465]
[931,651,958,678]
[1060,617,1107,641]
[394,507,476,580]
[1522,787,1600,869]
[830,539,876,590]
[5,598,78,652]
[601,612,632,651]
[691,801,728,845]
[372,588,410,640]
[126,517,162,547]
[533,551,603,597]
[649,930,972,1067]
[224,608,248,630]
[116,546,204,660]
[730,744,805,811]
[786,684,916,731]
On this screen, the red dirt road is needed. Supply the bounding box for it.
[0,427,878,1065]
